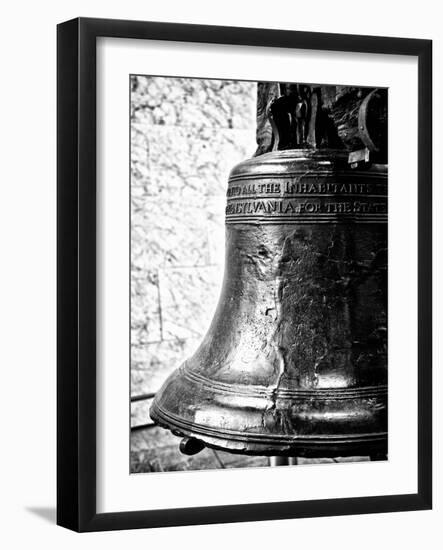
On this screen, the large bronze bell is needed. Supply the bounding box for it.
[151,85,387,459]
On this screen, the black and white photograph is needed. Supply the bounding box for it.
[130,76,388,473]
[0,1,437,543]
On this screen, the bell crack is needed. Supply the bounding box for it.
[261,274,289,429]
[312,350,329,387]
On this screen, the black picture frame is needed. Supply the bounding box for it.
[57,17,432,532]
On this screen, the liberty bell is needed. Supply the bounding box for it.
[150,84,388,459]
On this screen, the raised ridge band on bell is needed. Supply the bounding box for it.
[228,169,387,183]
[181,367,387,400]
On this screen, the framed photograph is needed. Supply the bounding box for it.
[57,17,432,532]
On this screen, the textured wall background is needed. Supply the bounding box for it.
[130,76,257,427]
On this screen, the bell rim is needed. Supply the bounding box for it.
[150,401,388,458]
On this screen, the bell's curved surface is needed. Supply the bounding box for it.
[150,149,387,457]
